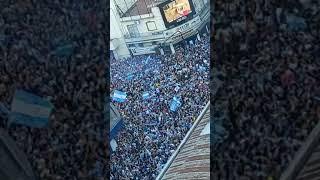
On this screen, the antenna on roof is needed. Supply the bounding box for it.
[115,4,124,17]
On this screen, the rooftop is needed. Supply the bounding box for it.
[122,0,154,17]
[110,103,121,130]
[280,121,320,180]
[158,101,210,180]
[0,129,36,180]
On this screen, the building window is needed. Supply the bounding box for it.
[146,21,157,31]
[152,31,163,36]
[127,24,140,38]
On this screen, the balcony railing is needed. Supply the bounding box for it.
[124,31,164,39]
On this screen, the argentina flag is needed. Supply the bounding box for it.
[170,96,182,112]
[112,90,127,103]
[286,14,306,31]
[142,92,150,100]
[51,43,74,57]
[9,90,53,128]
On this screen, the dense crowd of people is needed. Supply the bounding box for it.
[212,0,320,179]
[0,0,107,179]
[110,36,210,179]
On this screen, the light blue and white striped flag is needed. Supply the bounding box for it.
[112,90,127,103]
[9,90,53,128]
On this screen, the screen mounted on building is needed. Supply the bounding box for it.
[158,0,196,29]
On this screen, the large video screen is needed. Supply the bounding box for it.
[159,0,196,29]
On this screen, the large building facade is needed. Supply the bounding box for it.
[110,0,210,59]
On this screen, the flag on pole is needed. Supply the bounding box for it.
[112,90,127,103]
[9,90,53,128]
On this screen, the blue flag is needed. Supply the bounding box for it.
[198,65,206,72]
[170,96,182,112]
[52,44,74,57]
[126,73,134,80]
[9,90,53,128]
[287,15,306,31]
[142,92,150,100]
[112,90,127,103]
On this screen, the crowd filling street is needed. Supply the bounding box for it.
[1,0,319,179]
[110,36,210,179]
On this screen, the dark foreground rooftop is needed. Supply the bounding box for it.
[158,101,210,180]
[0,129,35,180]
[281,121,320,180]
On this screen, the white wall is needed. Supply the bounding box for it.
[110,8,123,39]
[110,0,131,59]
[120,7,166,36]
